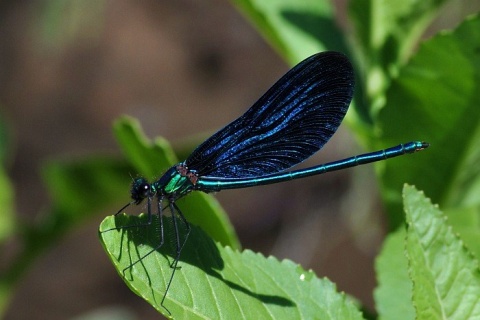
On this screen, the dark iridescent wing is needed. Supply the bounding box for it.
[185,51,354,178]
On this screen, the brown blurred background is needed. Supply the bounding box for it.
[1,1,479,319]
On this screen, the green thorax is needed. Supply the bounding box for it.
[154,163,198,197]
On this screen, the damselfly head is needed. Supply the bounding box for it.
[130,177,153,204]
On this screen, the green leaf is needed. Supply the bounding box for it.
[378,14,480,227]
[444,206,480,260]
[176,193,239,250]
[39,156,128,255]
[113,116,177,178]
[0,111,14,243]
[41,157,132,233]
[374,227,415,320]
[348,0,449,117]
[0,168,15,243]
[404,185,480,319]
[113,116,240,249]
[99,214,364,320]
[230,0,349,64]
[350,0,448,65]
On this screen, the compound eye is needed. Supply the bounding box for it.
[131,178,151,204]
[139,182,150,198]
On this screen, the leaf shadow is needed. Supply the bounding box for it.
[107,213,295,309]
